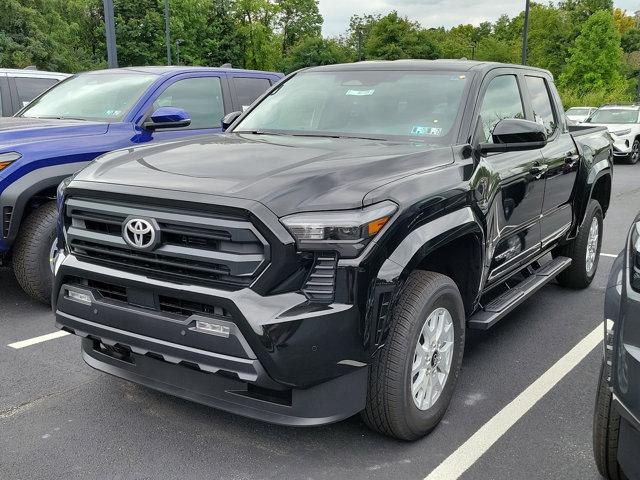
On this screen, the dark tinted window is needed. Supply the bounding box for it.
[154,76,225,129]
[14,77,58,108]
[525,76,557,136]
[479,75,524,142]
[233,77,271,110]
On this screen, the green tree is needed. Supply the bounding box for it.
[276,0,322,55]
[364,11,440,60]
[559,10,625,94]
[113,0,165,66]
[282,36,350,72]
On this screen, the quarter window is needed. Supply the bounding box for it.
[153,77,225,129]
[479,75,524,143]
[233,77,271,111]
[525,76,557,136]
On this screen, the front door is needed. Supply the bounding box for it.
[476,73,546,283]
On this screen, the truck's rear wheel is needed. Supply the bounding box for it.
[12,201,57,304]
[362,271,465,440]
[554,199,602,289]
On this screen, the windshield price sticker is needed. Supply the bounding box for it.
[411,125,443,137]
[346,89,375,96]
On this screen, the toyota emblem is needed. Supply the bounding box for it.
[123,217,158,250]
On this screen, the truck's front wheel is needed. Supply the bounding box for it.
[362,271,465,440]
[12,201,57,304]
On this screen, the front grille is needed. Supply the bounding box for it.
[75,277,231,320]
[65,197,269,289]
[302,253,337,302]
[2,206,12,238]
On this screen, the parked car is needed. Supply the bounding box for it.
[0,68,69,117]
[0,66,282,303]
[593,214,640,480]
[585,105,640,164]
[566,106,597,123]
[53,60,612,440]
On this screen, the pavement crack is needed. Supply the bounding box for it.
[0,379,97,419]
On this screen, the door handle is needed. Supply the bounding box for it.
[565,154,580,165]
[529,164,548,176]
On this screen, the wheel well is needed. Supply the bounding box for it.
[591,175,611,216]
[416,233,483,315]
[20,186,57,224]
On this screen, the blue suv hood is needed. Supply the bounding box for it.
[0,117,109,148]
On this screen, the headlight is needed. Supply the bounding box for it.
[281,201,397,258]
[612,128,632,136]
[0,152,22,171]
[632,222,640,292]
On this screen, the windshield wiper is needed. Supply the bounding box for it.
[33,116,88,121]
[234,130,387,141]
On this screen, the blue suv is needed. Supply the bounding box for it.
[0,66,282,302]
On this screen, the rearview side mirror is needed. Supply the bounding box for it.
[143,107,191,131]
[479,118,548,154]
[222,111,242,131]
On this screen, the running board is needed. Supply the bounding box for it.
[467,256,572,330]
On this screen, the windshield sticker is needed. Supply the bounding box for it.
[411,125,443,136]
[346,89,375,96]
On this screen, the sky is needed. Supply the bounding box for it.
[319,0,640,37]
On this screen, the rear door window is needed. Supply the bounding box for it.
[233,77,272,111]
[14,77,58,108]
[153,76,225,129]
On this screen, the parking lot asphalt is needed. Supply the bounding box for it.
[1,164,639,480]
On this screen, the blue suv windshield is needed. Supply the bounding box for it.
[19,72,157,122]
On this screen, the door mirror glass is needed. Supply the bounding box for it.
[479,118,547,154]
[222,111,242,131]
[144,107,191,130]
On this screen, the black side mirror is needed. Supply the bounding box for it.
[222,111,242,131]
[479,118,547,154]
[143,107,191,131]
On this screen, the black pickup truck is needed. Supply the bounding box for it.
[52,60,613,440]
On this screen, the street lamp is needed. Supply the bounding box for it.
[521,0,531,65]
[164,0,172,65]
[103,0,118,68]
[175,39,183,65]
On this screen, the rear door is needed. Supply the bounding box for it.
[524,75,579,249]
[144,73,231,141]
[227,74,274,112]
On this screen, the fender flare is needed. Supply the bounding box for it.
[573,158,612,236]
[0,163,84,247]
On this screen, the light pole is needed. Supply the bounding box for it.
[175,39,183,65]
[164,0,172,65]
[103,0,118,68]
[521,0,531,65]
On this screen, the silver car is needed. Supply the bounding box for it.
[585,105,640,164]
[566,106,597,123]
[0,68,70,117]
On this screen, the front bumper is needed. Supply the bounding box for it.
[611,134,635,157]
[53,252,371,426]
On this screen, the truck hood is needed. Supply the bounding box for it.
[0,117,109,149]
[76,133,455,216]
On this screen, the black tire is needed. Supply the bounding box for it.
[593,333,626,480]
[362,270,465,441]
[12,202,57,304]
[625,138,639,165]
[555,199,603,289]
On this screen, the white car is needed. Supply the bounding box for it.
[566,106,597,123]
[584,105,640,164]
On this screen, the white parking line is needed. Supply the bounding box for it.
[7,331,70,349]
[424,322,603,480]
[600,253,618,258]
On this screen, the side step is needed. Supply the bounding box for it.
[467,256,572,330]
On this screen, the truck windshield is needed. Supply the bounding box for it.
[234,70,470,142]
[587,108,639,124]
[19,72,157,122]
